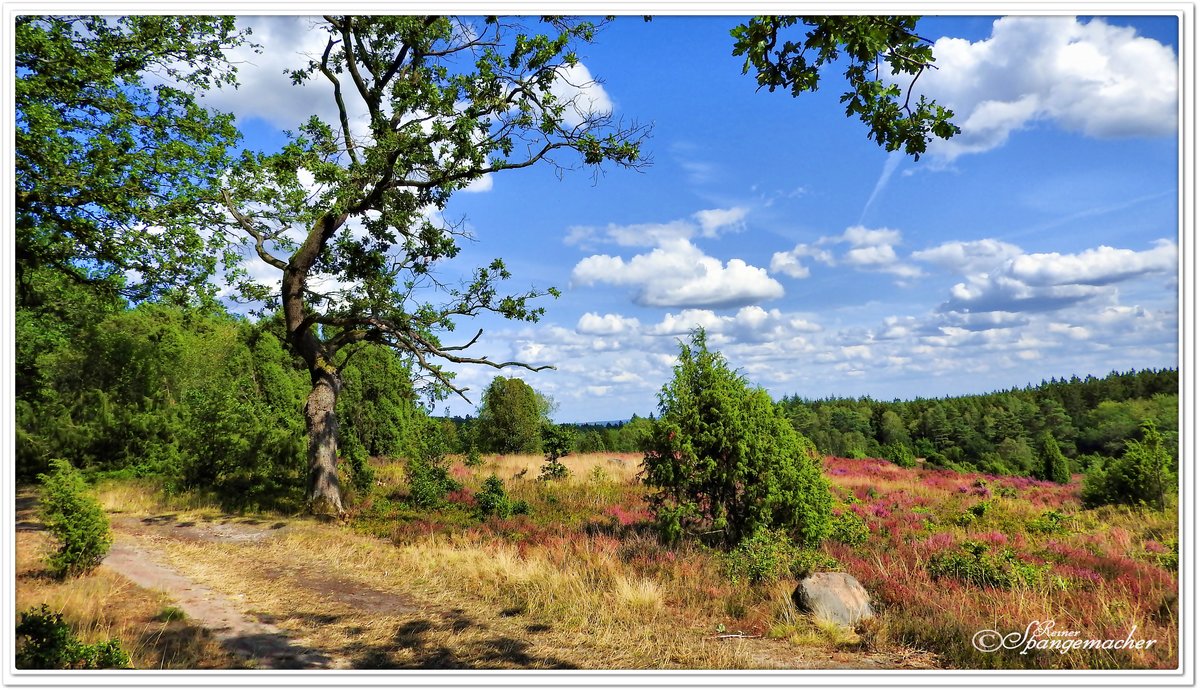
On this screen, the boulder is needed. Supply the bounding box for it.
[792,572,874,627]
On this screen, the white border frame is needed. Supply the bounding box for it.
[2,3,1194,689]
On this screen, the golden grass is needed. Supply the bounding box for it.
[124,513,776,668]
[471,451,644,485]
[14,530,245,670]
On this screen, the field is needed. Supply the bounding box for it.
[15,451,1177,670]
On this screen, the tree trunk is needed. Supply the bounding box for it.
[305,364,344,516]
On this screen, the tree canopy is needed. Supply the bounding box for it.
[732,15,959,159]
[475,376,553,454]
[15,16,252,301]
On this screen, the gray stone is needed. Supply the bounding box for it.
[792,572,875,627]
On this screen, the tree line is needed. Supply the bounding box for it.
[776,367,1178,477]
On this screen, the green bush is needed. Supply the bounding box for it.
[927,541,1048,589]
[723,527,840,584]
[1081,421,1173,510]
[643,330,831,548]
[405,456,459,508]
[538,424,573,481]
[1026,509,1070,535]
[1037,432,1071,484]
[882,442,916,469]
[38,459,112,578]
[15,604,130,669]
[829,509,870,546]
[474,474,530,519]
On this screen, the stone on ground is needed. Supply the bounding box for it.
[792,572,874,627]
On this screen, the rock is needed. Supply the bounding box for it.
[792,572,874,627]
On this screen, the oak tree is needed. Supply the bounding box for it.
[218,16,647,514]
[732,15,959,159]
[15,16,251,301]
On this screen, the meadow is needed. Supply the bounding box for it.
[19,449,1173,670]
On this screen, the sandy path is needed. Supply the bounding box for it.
[101,537,338,669]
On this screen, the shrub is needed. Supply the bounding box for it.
[1037,432,1071,484]
[474,474,530,519]
[830,509,870,547]
[643,330,831,548]
[882,442,916,469]
[1026,509,1070,535]
[464,446,483,468]
[538,424,573,481]
[723,526,840,584]
[927,541,1048,589]
[1081,421,1173,510]
[15,604,130,669]
[38,459,112,578]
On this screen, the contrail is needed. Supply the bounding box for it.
[859,151,904,224]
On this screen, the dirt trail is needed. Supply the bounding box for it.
[18,494,938,671]
[102,535,337,669]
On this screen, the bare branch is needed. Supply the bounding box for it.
[220,188,288,270]
[316,33,359,165]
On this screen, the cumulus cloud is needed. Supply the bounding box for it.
[196,17,342,130]
[548,61,614,128]
[916,16,1178,161]
[693,207,748,237]
[572,238,784,309]
[649,306,821,344]
[772,225,920,279]
[769,243,834,279]
[940,239,1177,313]
[913,239,1024,274]
[576,312,640,335]
[565,207,747,248]
[1008,240,1177,286]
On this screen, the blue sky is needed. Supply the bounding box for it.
[209,15,1180,422]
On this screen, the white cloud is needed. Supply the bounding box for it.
[941,239,1177,313]
[917,17,1178,161]
[769,243,834,279]
[566,207,748,248]
[693,207,748,237]
[576,312,641,335]
[1008,239,1177,286]
[913,239,1024,274]
[839,225,902,247]
[650,306,821,344]
[572,238,784,309]
[549,62,613,129]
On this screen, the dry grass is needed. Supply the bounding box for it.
[472,451,644,485]
[14,530,245,670]
[125,516,760,668]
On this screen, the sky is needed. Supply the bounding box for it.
[204,14,1181,422]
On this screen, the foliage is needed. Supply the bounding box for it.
[643,330,832,548]
[723,526,840,584]
[1037,432,1071,484]
[15,604,130,669]
[338,344,424,460]
[538,424,573,481]
[1026,510,1070,535]
[15,16,250,300]
[882,441,916,468]
[829,510,870,547]
[778,368,1177,479]
[474,474,530,519]
[1081,421,1173,510]
[218,16,648,512]
[477,377,554,454]
[732,16,959,159]
[926,541,1049,589]
[38,460,112,578]
[405,419,462,508]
